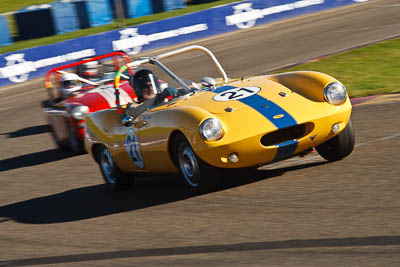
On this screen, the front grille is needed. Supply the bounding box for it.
[260,123,313,146]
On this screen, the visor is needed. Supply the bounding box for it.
[63,80,77,88]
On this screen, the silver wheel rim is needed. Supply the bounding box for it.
[179,145,200,187]
[100,147,115,185]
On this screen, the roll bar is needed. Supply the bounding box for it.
[113,45,229,114]
[45,51,132,105]
[114,45,229,89]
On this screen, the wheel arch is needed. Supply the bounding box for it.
[266,71,342,102]
[92,143,104,163]
[168,130,187,167]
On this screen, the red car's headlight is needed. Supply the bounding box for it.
[71,105,89,120]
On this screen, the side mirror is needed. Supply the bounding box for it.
[200,77,216,90]
[160,81,169,91]
[121,115,134,127]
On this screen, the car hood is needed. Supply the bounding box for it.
[170,76,293,114]
[152,75,350,131]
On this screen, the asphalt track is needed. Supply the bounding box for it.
[0,0,400,265]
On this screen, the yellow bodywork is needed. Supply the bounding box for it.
[84,71,352,174]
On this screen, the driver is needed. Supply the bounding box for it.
[77,60,102,81]
[125,68,177,118]
[60,72,82,98]
[132,68,159,103]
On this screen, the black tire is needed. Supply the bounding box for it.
[48,118,83,153]
[316,119,355,161]
[41,100,51,108]
[173,134,220,194]
[97,145,135,191]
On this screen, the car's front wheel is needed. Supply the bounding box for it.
[316,119,355,161]
[173,134,220,194]
[49,118,83,153]
[66,121,84,153]
[97,145,135,191]
[49,124,69,150]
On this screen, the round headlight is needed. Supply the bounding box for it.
[199,118,223,141]
[71,105,89,120]
[324,82,347,105]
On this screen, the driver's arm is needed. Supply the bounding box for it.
[126,87,178,118]
[153,87,178,105]
[125,98,156,118]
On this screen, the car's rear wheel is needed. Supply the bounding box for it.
[97,145,135,191]
[316,119,355,161]
[173,134,220,193]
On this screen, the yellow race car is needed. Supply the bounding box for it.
[84,45,354,192]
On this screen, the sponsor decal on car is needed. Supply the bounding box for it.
[273,114,285,119]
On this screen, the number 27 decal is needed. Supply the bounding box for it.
[213,87,261,101]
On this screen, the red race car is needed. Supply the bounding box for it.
[42,51,135,152]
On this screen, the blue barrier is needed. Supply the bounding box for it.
[0,16,12,47]
[0,0,364,87]
[51,1,80,34]
[72,0,113,28]
[108,0,186,20]
[15,4,56,40]
[125,0,153,18]
[151,0,187,13]
[14,2,80,39]
[163,0,187,11]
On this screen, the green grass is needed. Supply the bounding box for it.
[0,0,240,54]
[274,38,400,98]
[0,0,54,14]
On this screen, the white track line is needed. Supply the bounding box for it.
[355,132,400,147]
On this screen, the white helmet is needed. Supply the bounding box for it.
[61,73,82,97]
[80,60,100,80]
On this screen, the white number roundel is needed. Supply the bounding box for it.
[125,128,144,168]
[213,87,261,102]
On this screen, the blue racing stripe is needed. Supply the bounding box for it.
[239,94,297,129]
[212,86,297,129]
[212,85,299,160]
[274,140,299,161]
[212,85,236,94]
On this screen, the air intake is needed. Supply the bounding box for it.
[260,123,313,146]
